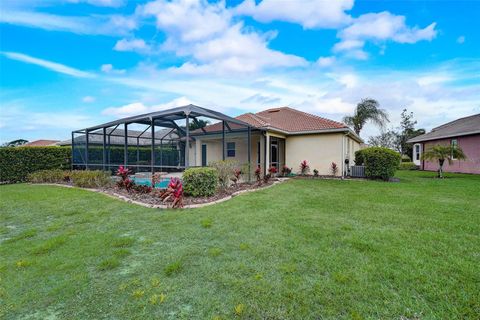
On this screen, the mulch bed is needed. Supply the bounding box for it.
[102,180,278,206]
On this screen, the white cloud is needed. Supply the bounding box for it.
[316,56,336,68]
[66,0,125,7]
[241,93,281,105]
[234,0,354,29]
[1,51,95,78]
[139,0,307,74]
[82,96,96,103]
[0,103,93,134]
[457,36,465,44]
[114,38,150,53]
[100,63,126,74]
[416,75,452,86]
[140,0,230,42]
[102,97,193,117]
[334,11,437,58]
[170,23,307,74]
[0,9,136,36]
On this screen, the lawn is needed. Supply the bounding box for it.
[1,171,479,319]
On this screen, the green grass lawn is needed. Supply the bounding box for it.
[1,171,479,319]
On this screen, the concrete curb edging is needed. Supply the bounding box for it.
[33,178,288,210]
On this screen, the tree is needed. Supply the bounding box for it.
[343,98,389,136]
[1,139,28,147]
[367,130,398,150]
[189,119,209,131]
[421,145,466,178]
[396,109,425,157]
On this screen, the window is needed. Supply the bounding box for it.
[451,139,458,160]
[257,141,261,166]
[227,142,235,157]
[415,144,420,161]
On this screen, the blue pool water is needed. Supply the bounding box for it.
[131,177,170,189]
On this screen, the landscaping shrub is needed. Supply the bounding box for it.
[299,160,310,175]
[183,167,218,197]
[264,166,277,183]
[399,162,419,170]
[362,147,401,181]
[0,146,71,183]
[231,168,242,186]
[116,166,134,191]
[27,169,69,184]
[401,154,412,162]
[313,169,319,177]
[70,170,111,188]
[210,160,239,189]
[281,165,292,176]
[254,166,262,184]
[330,162,339,176]
[354,149,365,165]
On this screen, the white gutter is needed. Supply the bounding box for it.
[262,127,364,143]
[407,130,480,143]
[341,133,346,179]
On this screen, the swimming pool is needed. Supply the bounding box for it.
[131,177,171,189]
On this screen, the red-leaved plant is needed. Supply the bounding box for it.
[160,177,183,208]
[231,168,243,186]
[330,162,338,176]
[300,160,310,175]
[254,166,262,185]
[116,166,134,191]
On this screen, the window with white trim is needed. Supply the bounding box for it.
[415,144,420,161]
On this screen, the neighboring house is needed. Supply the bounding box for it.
[23,139,60,147]
[407,114,480,174]
[58,128,178,146]
[189,107,363,176]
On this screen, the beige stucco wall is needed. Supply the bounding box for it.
[189,131,361,177]
[285,133,360,176]
[188,132,263,167]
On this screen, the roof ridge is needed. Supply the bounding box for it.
[241,112,270,126]
[281,106,347,128]
[432,113,480,131]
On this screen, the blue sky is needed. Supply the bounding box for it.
[1,0,479,143]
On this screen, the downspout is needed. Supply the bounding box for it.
[341,133,346,179]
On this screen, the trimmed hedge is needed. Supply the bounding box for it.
[399,162,419,170]
[183,167,218,197]
[0,147,71,183]
[362,147,401,181]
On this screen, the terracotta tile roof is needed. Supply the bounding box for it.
[23,140,60,147]
[194,107,347,134]
[254,107,347,132]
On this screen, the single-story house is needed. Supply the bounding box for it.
[407,114,480,174]
[23,139,60,147]
[72,105,362,177]
[189,107,363,176]
[58,128,178,146]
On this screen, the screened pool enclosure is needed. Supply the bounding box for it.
[71,105,254,176]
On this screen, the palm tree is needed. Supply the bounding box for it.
[421,144,467,178]
[343,98,389,136]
